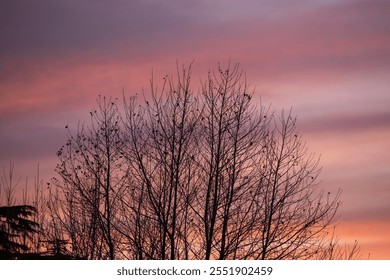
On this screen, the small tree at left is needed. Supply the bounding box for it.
[0,205,38,259]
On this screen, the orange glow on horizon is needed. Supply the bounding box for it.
[336,220,390,259]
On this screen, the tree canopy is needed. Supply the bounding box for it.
[1,63,361,260]
[48,63,357,259]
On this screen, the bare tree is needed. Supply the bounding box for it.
[21,165,49,255]
[121,64,202,259]
[52,96,125,259]
[192,64,270,259]
[0,161,21,206]
[245,111,341,259]
[315,227,362,260]
[50,62,359,260]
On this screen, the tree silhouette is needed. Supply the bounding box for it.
[50,97,125,259]
[50,62,359,259]
[0,205,38,259]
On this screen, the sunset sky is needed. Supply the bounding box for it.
[1,0,389,259]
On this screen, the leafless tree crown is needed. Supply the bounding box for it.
[45,63,359,259]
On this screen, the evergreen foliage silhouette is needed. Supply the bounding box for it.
[0,205,38,258]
